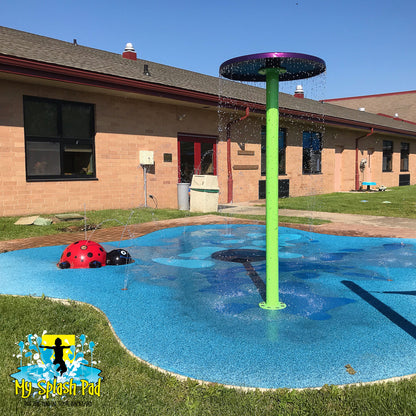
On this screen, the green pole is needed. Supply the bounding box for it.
[259,67,287,310]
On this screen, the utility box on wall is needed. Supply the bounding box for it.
[139,151,154,165]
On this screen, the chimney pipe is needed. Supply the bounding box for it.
[294,85,304,98]
[122,43,137,60]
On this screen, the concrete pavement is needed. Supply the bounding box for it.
[218,202,416,239]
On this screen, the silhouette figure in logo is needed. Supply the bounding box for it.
[40,337,71,376]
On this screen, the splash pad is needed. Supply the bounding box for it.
[220,53,326,310]
[3,223,416,389]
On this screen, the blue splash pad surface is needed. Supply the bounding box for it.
[2,224,416,389]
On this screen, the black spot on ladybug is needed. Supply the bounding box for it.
[87,252,93,258]
[66,252,71,257]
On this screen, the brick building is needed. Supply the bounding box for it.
[1,26,416,217]
[323,91,416,123]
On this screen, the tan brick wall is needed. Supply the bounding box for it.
[225,119,416,202]
[216,115,264,203]
[2,78,416,217]
[0,79,218,216]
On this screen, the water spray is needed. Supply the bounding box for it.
[220,52,326,310]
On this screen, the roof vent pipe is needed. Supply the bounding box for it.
[294,85,304,98]
[122,43,137,60]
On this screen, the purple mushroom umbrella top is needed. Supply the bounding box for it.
[220,52,326,82]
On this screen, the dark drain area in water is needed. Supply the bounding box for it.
[211,249,266,263]
[212,249,266,301]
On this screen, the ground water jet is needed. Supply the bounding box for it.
[57,207,142,269]
[220,52,326,310]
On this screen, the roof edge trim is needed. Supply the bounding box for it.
[323,90,416,102]
[1,54,416,138]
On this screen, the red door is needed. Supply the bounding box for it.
[177,134,217,183]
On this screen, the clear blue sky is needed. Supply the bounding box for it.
[2,0,414,99]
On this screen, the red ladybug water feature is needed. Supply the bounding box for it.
[58,240,107,269]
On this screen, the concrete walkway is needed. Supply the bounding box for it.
[218,203,266,216]
[280,209,416,230]
[218,202,416,239]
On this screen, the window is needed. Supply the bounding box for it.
[260,126,286,175]
[302,131,322,174]
[401,142,409,172]
[382,140,393,172]
[24,96,96,180]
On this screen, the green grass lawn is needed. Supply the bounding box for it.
[279,185,416,218]
[0,208,327,242]
[0,208,205,241]
[2,295,416,416]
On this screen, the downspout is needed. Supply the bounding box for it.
[226,106,250,203]
[355,128,374,190]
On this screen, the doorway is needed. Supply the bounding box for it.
[177,134,217,183]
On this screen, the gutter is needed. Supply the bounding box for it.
[226,107,250,203]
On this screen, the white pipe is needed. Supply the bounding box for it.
[143,165,147,207]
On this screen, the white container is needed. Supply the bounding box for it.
[177,182,190,210]
[190,175,219,213]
